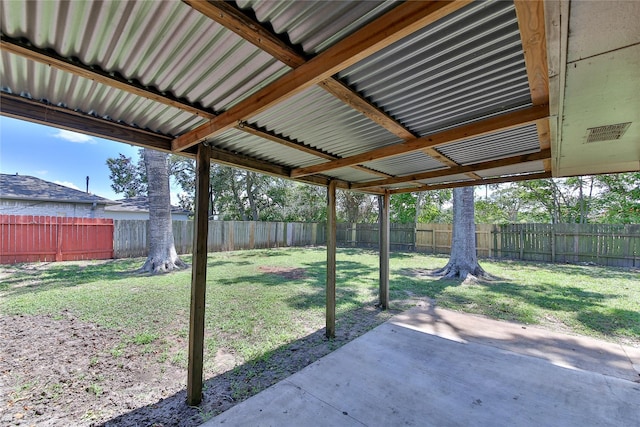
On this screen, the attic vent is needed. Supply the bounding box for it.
[585,122,631,143]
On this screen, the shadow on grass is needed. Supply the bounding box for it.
[213,259,377,311]
[0,260,140,297]
[392,265,629,337]
[577,309,640,337]
[101,306,392,427]
[492,258,638,280]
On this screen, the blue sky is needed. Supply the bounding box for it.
[0,116,178,202]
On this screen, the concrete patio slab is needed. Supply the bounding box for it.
[202,305,640,427]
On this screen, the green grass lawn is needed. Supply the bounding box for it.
[1,247,638,371]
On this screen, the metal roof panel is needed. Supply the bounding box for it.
[212,128,324,169]
[250,86,402,159]
[1,50,204,136]
[0,0,290,113]
[362,152,446,177]
[436,124,541,165]
[339,0,532,136]
[476,160,546,178]
[235,0,399,55]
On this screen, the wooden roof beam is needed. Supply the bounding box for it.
[172,0,472,152]
[514,0,551,158]
[240,123,392,179]
[352,149,551,190]
[389,171,552,194]
[291,104,550,178]
[0,92,173,152]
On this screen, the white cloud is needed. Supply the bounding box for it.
[52,129,96,144]
[35,170,48,176]
[54,180,82,191]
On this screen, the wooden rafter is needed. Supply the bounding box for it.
[0,92,173,152]
[390,171,552,194]
[514,0,551,170]
[240,123,392,179]
[0,36,216,120]
[291,104,550,178]
[182,0,307,69]
[172,0,472,152]
[352,149,551,190]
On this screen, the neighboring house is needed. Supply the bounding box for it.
[0,173,115,218]
[104,196,191,221]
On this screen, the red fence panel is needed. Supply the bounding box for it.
[0,215,114,264]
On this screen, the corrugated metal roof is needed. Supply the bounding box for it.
[1,50,204,136]
[362,152,446,177]
[0,0,549,193]
[212,128,324,169]
[418,174,474,186]
[322,167,383,183]
[235,0,399,55]
[476,160,545,178]
[339,0,531,136]
[250,86,401,158]
[436,124,540,165]
[0,0,290,113]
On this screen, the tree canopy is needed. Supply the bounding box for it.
[107,151,639,225]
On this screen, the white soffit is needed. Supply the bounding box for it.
[555,1,640,177]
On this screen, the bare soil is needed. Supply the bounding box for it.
[0,307,391,426]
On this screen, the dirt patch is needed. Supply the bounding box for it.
[0,307,392,426]
[258,266,307,280]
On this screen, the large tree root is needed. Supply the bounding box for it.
[139,255,188,274]
[430,261,492,284]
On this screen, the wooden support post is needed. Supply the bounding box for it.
[187,143,211,406]
[379,191,390,310]
[326,180,337,338]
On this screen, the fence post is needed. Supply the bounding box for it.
[551,227,556,263]
[432,229,436,254]
[311,223,317,246]
[519,226,524,259]
[55,217,63,261]
[491,225,496,258]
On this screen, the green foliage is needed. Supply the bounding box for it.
[337,190,377,223]
[390,190,451,224]
[106,151,147,197]
[108,149,637,226]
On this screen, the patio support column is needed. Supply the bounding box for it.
[379,190,390,309]
[326,180,337,338]
[187,143,211,406]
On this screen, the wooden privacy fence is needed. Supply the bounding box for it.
[336,222,639,268]
[495,223,640,267]
[0,215,114,264]
[6,218,637,268]
[336,223,493,257]
[113,220,324,258]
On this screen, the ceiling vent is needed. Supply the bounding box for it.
[585,122,631,143]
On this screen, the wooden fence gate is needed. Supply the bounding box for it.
[0,215,114,264]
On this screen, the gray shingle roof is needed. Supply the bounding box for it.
[105,196,190,215]
[0,173,115,205]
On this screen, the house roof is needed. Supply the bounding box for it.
[105,196,190,216]
[0,173,115,205]
[0,1,637,193]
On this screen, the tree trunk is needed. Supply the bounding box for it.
[246,172,259,221]
[140,148,187,274]
[432,187,486,283]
